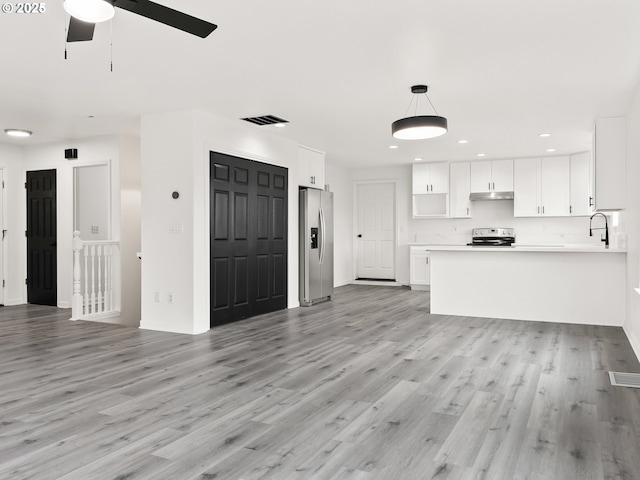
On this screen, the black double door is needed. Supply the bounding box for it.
[210,152,288,326]
[26,169,57,306]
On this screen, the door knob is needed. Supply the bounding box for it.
[357,234,362,238]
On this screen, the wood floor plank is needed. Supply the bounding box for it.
[1,285,640,479]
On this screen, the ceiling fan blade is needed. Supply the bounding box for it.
[113,0,217,38]
[67,16,96,42]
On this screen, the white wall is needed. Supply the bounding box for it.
[140,109,302,335]
[75,165,110,240]
[325,162,352,287]
[0,143,25,305]
[624,83,640,360]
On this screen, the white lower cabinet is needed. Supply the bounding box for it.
[409,247,430,290]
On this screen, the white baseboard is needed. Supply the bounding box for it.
[351,280,401,287]
[623,324,640,365]
[4,297,24,306]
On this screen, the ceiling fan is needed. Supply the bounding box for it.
[64,0,218,42]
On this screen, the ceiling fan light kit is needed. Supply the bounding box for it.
[64,0,115,23]
[65,0,218,43]
[392,85,448,140]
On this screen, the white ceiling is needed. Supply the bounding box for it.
[1,0,640,168]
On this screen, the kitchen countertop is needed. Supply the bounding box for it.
[409,243,626,253]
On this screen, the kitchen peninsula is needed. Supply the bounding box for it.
[426,245,626,326]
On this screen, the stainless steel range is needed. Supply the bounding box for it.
[468,228,515,247]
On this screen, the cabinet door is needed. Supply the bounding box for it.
[540,157,570,216]
[412,164,432,194]
[449,162,471,218]
[470,161,492,192]
[514,158,540,217]
[594,117,625,210]
[570,152,592,216]
[298,146,325,188]
[491,159,513,191]
[410,251,430,285]
[429,162,450,194]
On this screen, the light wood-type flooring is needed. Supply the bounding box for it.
[1,285,640,480]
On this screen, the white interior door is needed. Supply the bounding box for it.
[0,169,4,305]
[356,182,396,280]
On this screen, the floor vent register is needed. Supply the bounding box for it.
[609,371,640,388]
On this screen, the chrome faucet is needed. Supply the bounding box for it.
[589,212,609,248]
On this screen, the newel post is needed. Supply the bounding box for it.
[71,231,83,320]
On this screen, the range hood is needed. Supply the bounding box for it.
[469,191,514,201]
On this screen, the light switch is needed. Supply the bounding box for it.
[91,225,99,234]
[168,223,183,233]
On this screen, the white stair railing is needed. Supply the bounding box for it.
[71,231,120,320]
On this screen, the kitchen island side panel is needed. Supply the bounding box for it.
[430,250,625,326]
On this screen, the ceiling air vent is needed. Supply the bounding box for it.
[609,371,640,388]
[241,115,289,126]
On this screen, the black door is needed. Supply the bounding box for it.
[26,169,57,306]
[210,152,287,326]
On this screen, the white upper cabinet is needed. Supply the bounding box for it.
[514,158,541,217]
[569,151,593,216]
[514,157,570,217]
[413,162,449,194]
[540,157,570,216]
[594,117,626,211]
[298,146,325,188]
[470,159,513,192]
[449,162,471,218]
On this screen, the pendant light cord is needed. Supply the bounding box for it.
[423,93,440,116]
[402,91,440,117]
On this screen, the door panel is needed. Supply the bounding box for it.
[356,182,396,280]
[210,152,287,326]
[26,169,57,306]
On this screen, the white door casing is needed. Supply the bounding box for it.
[0,169,4,305]
[355,182,396,280]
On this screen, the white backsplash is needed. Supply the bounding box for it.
[410,200,623,246]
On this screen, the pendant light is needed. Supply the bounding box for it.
[392,85,448,140]
[64,0,115,23]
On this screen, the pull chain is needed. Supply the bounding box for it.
[110,19,113,72]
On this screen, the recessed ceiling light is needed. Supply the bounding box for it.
[273,123,286,128]
[539,133,551,138]
[4,128,33,137]
[546,148,556,152]
[414,157,423,162]
[389,145,398,149]
[476,153,486,157]
[458,140,468,144]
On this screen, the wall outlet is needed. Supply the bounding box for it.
[91,225,99,234]
[154,291,160,302]
[167,293,174,304]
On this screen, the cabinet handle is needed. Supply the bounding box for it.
[488,182,491,190]
[430,184,433,192]
[589,196,594,207]
[467,207,469,215]
[537,206,540,214]
[492,182,495,190]
[426,258,429,264]
[570,205,572,214]
[542,206,545,214]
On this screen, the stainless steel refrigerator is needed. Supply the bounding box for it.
[299,188,334,306]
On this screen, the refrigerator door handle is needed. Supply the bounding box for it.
[319,207,325,265]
